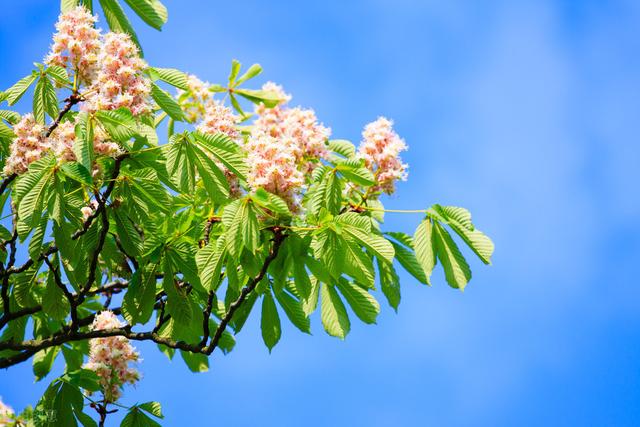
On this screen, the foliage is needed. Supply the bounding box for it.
[0,1,494,425]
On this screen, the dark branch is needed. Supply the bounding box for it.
[45,93,82,138]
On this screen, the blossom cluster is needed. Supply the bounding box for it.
[84,311,140,403]
[0,397,13,426]
[197,101,239,140]
[358,116,408,194]
[245,82,331,207]
[83,32,152,116]
[179,74,214,122]
[45,6,101,84]
[3,114,120,176]
[44,6,152,116]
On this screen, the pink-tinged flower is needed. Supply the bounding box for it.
[49,119,121,164]
[177,74,213,122]
[253,82,291,137]
[84,311,140,403]
[244,133,304,210]
[196,101,239,140]
[0,397,14,426]
[196,101,242,197]
[84,32,151,116]
[280,107,330,172]
[247,82,331,205]
[45,6,102,85]
[358,117,408,194]
[3,114,50,175]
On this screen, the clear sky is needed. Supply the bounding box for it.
[1,0,639,425]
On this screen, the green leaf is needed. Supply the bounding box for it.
[147,67,188,90]
[336,279,380,324]
[224,199,259,258]
[328,139,356,158]
[196,237,226,291]
[336,159,375,186]
[192,131,248,180]
[261,290,281,352]
[386,233,428,285]
[235,63,262,85]
[151,82,185,121]
[60,162,93,186]
[122,0,167,30]
[320,283,350,339]
[228,59,241,85]
[378,257,401,311]
[274,288,311,334]
[73,112,94,171]
[251,188,291,217]
[61,0,80,12]
[162,259,192,326]
[65,369,101,392]
[122,266,158,325]
[33,347,59,382]
[0,109,21,124]
[337,214,395,264]
[47,65,70,85]
[180,350,209,373]
[95,108,138,142]
[234,88,283,108]
[433,222,471,290]
[138,401,163,419]
[4,74,37,106]
[16,158,54,227]
[121,407,161,427]
[430,205,494,264]
[43,261,70,321]
[99,0,142,53]
[33,76,58,124]
[164,134,195,192]
[413,219,436,285]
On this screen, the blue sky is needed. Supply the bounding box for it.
[1,0,640,425]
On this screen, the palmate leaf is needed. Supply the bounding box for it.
[147,67,188,90]
[429,204,494,264]
[223,198,260,258]
[16,158,55,228]
[433,221,471,290]
[122,266,158,325]
[261,290,281,352]
[99,0,142,52]
[43,256,70,321]
[321,283,350,339]
[328,139,356,158]
[162,259,193,326]
[196,236,226,291]
[95,108,139,142]
[385,232,428,285]
[4,73,37,105]
[274,288,311,334]
[335,213,394,264]
[164,134,195,193]
[192,131,248,180]
[377,257,401,311]
[123,0,167,30]
[121,407,162,427]
[151,82,185,121]
[336,278,380,324]
[413,219,436,285]
[33,75,58,124]
[73,112,94,172]
[189,143,229,203]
